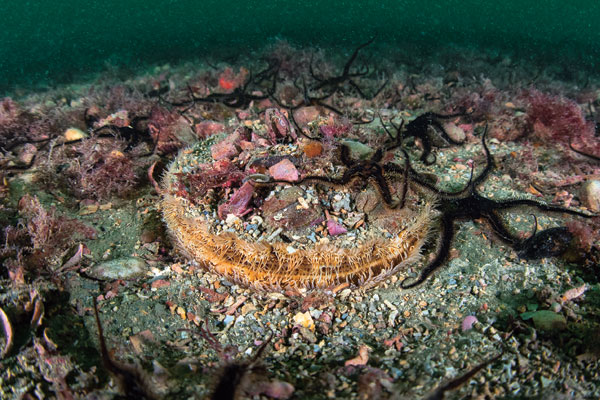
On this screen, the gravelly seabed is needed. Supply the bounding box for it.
[1,42,599,399]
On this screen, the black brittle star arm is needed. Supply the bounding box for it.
[569,137,600,161]
[424,348,504,400]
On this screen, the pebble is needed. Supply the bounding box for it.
[17,143,37,165]
[355,191,379,213]
[267,227,283,241]
[461,315,478,332]
[269,159,299,181]
[530,310,567,331]
[225,213,242,227]
[331,193,351,212]
[211,131,242,160]
[293,106,320,126]
[297,196,310,209]
[293,311,315,331]
[442,122,466,143]
[340,140,374,160]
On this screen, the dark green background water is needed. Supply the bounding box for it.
[2,1,599,93]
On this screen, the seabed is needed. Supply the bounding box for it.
[1,41,599,399]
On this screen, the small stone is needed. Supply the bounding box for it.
[241,303,256,315]
[443,122,466,143]
[217,181,255,219]
[332,194,351,212]
[194,120,225,138]
[88,257,148,280]
[286,245,297,254]
[343,212,365,228]
[17,143,37,165]
[340,140,374,160]
[151,279,170,289]
[531,310,567,331]
[540,375,552,388]
[293,311,315,331]
[297,197,310,209]
[293,106,320,126]
[355,190,379,213]
[211,131,242,160]
[140,229,157,243]
[580,180,600,212]
[268,159,299,181]
[461,315,478,332]
[225,213,242,227]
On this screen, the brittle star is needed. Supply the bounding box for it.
[309,37,388,100]
[398,126,596,288]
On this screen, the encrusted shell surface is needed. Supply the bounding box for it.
[161,146,435,291]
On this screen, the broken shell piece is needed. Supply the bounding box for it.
[246,173,271,183]
[43,328,59,351]
[327,219,348,236]
[345,344,370,366]
[0,307,13,358]
[64,127,87,142]
[30,298,45,328]
[87,257,148,280]
[59,243,87,272]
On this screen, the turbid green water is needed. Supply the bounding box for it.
[2,1,599,93]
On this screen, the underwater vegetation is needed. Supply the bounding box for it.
[1,39,600,399]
